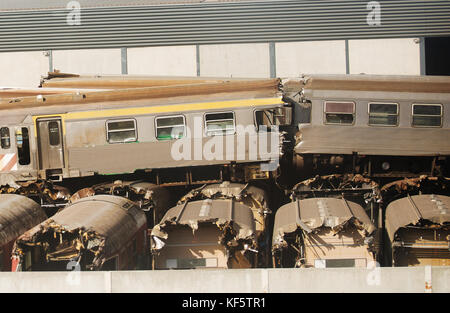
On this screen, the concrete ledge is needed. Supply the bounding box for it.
[0,267,449,293]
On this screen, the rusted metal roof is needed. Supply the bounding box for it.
[272,197,375,249]
[151,199,255,240]
[14,195,147,268]
[385,194,450,242]
[0,194,47,246]
[0,78,281,111]
[179,182,268,210]
[283,74,450,94]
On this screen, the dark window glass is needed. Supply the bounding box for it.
[412,104,442,127]
[325,259,356,268]
[48,121,60,146]
[102,257,118,271]
[0,127,10,149]
[178,258,207,269]
[324,102,354,125]
[325,113,354,125]
[369,103,398,114]
[205,112,235,136]
[17,127,30,165]
[413,105,441,116]
[369,103,398,126]
[107,119,137,143]
[156,116,185,141]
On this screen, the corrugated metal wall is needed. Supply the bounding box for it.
[0,0,449,52]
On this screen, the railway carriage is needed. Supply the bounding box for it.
[0,78,292,188]
[287,74,450,179]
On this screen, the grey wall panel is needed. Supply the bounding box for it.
[0,0,449,52]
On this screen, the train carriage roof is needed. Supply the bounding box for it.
[385,194,450,242]
[151,199,255,241]
[284,74,450,94]
[272,197,375,250]
[0,194,47,247]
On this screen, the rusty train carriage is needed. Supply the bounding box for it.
[272,197,378,268]
[151,199,257,270]
[0,194,47,271]
[386,194,450,267]
[12,195,148,271]
[178,181,271,266]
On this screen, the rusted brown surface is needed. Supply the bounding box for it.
[299,74,450,93]
[179,182,269,233]
[12,195,147,271]
[292,174,381,201]
[0,194,47,247]
[0,79,281,110]
[151,199,257,269]
[385,194,450,242]
[381,176,450,201]
[0,180,71,203]
[41,73,271,89]
[71,180,171,227]
[272,197,377,268]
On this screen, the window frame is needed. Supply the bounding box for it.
[367,102,399,127]
[0,127,11,149]
[204,111,236,136]
[323,101,356,126]
[106,118,138,144]
[411,103,443,128]
[154,114,186,141]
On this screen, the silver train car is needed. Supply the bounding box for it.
[286,74,450,179]
[0,78,291,188]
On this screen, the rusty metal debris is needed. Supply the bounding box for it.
[12,195,147,271]
[71,180,170,227]
[292,174,381,203]
[381,175,450,202]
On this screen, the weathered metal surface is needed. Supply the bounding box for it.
[71,180,171,226]
[0,194,47,247]
[41,72,272,89]
[13,195,147,270]
[272,197,376,252]
[0,79,281,110]
[385,194,450,242]
[1,1,450,52]
[151,199,257,268]
[298,74,450,94]
[179,181,269,232]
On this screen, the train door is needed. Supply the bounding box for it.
[36,118,64,176]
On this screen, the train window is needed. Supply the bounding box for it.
[254,107,292,131]
[324,101,355,125]
[48,121,60,146]
[205,112,235,136]
[17,127,31,165]
[412,104,443,127]
[0,127,10,149]
[106,119,137,143]
[155,115,185,141]
[368,103,398,126]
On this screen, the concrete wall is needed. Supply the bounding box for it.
[276,40,347,76]
[348,38,421,75]
[199,43,270,78]
[52,48,122,75]
[0,267,449,293]
[127,46,197,76]
[0,51,49,88]
[0,38,423,87]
